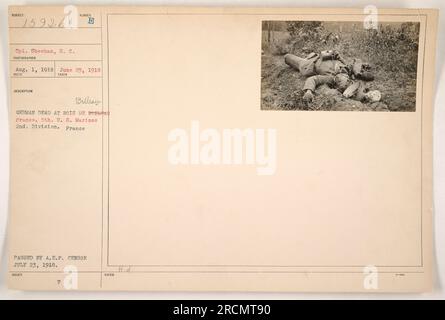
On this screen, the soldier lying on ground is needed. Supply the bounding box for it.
[284,50,381,104]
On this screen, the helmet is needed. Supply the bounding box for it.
[365,90,382,102]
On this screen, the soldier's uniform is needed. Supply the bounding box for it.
[284,51,373,99]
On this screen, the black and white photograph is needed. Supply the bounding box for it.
[261,21,420,111]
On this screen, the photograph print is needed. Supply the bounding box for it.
[261,20,420,112]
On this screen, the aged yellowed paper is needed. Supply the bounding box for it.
[7,6,437,291]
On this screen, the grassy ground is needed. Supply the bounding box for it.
[261,27,418,112]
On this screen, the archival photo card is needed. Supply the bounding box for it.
[7,7,437,292]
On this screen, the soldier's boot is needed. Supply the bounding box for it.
[303,90,314,103]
